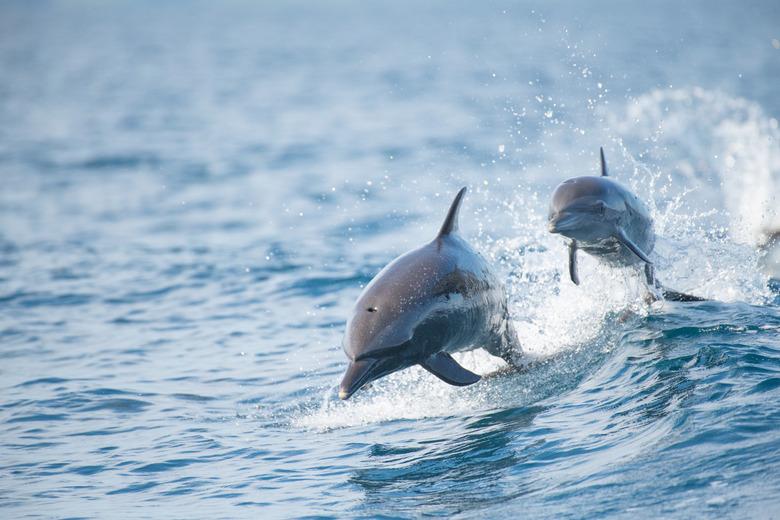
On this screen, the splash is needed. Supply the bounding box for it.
[296,88,777,431]
[292,367,499,431]
[494,184,652,355]
[608,87,780,247]
[602,88,776,301]
[514,87,776,302]
[291,339,612,432]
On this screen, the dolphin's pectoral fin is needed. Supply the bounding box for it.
[420,352,481,386]
[568,241,580,285]
[600,147,609,177]
[614,227,653,265]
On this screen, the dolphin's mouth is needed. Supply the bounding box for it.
[548,211,588,234]
[339,357,402,400]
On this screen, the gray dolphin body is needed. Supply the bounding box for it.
[548,148,704,301]
[339,187,522,400]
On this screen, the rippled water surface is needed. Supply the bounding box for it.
[2,1,780,519]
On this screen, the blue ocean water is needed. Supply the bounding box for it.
[1,1,780,518]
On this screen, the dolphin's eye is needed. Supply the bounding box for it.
[366,307,378,313]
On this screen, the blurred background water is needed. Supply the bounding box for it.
[1,1,779,518]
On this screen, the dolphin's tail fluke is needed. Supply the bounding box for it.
[644,264,707,302]
[660,288,707,302]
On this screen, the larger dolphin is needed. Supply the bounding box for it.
[339,187,523,400]
[547,148,704,301]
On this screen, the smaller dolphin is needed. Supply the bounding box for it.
[547,148,704,301]
[339,187,523,400]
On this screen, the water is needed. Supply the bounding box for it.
[1,1,779,518]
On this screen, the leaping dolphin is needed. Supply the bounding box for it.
[339,187,524,400]
[547,148,704,302]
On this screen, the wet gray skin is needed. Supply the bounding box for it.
[548,148,704,301]
[339,187,523,400]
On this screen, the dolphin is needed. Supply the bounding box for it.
[547,148,704,302]
[339,187,523,400]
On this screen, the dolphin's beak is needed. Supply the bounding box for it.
[339,358,380,400]
[548,211,587,234]
[548,211,571,233]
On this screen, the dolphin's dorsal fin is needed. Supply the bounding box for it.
[438,187,467,237]
[600,147,608,177]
